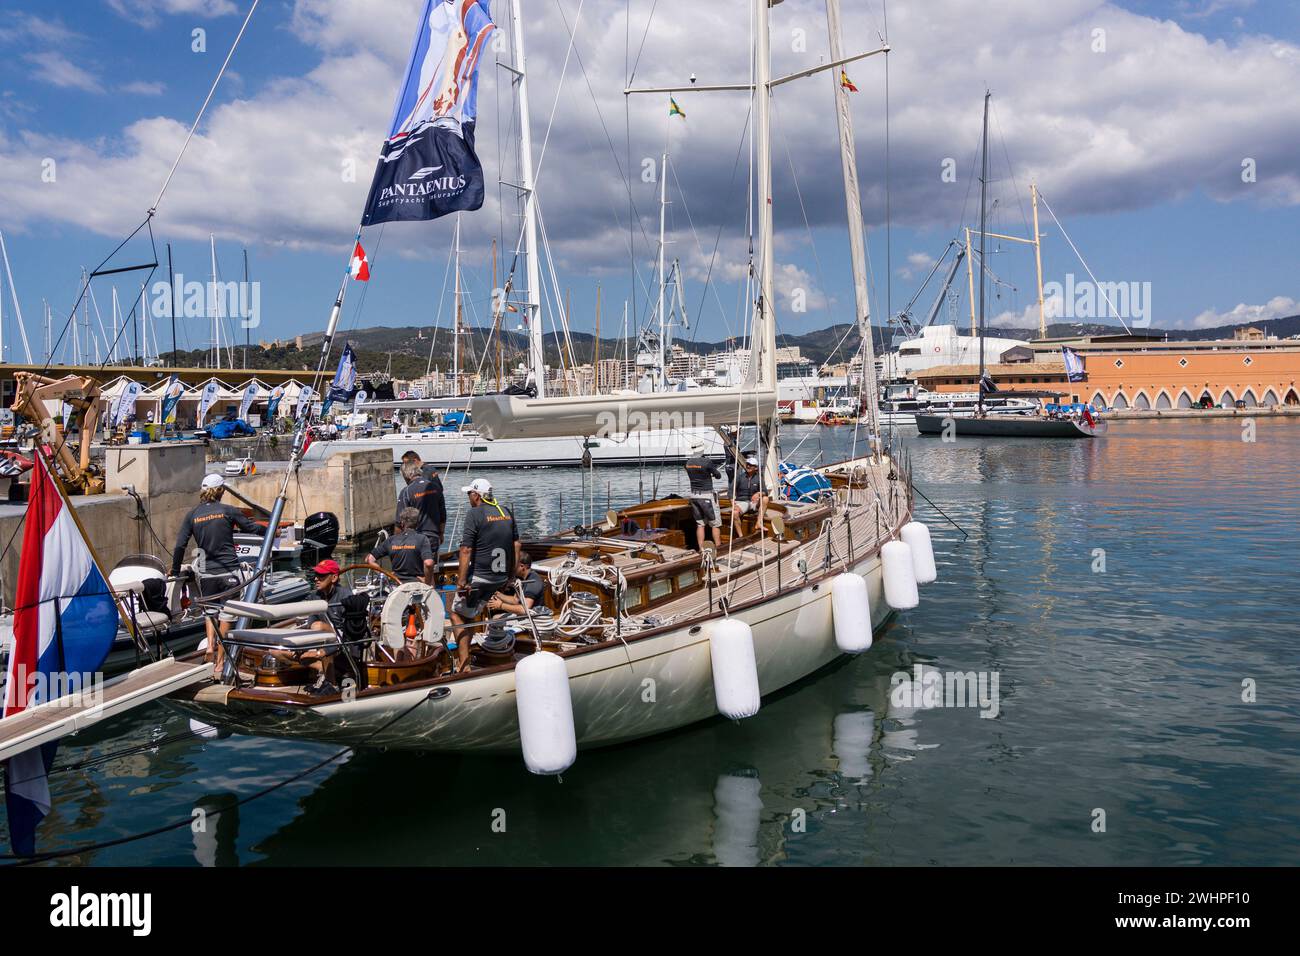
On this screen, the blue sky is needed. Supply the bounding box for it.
[1,0,1298,368]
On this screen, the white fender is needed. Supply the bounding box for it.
[901,521,937,584]
[709,618,760,719]
[514,650,577,775]
[830,572,873,653]
[881,540,920,610]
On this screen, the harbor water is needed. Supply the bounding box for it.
[9,420,1299,865]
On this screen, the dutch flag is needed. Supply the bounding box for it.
[3,455,117,856]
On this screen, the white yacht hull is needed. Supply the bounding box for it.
[302,426,725,468]
[172,541,896,753]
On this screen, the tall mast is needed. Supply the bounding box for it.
[167,242,177,365]
[510,0,545,398]
[452,214,461,395]
[825,0,879,443]
[243,247,250,368]
[755,0,779,484]
[977,90,990,414]
[1031,182,1045,340]
[111,289,119,365]
[0,232,34,363]
[492,237,502,389]
[210,234,220,370]
[657,152,668,390]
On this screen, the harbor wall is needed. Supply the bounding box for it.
[0,447,396,606]
[1100,406,1300,420]
[220,449,395,543]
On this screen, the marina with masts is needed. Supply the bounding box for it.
[0,0,1296,890]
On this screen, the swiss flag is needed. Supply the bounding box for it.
[350,242,370,281]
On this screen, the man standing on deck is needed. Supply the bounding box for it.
[451,477,521,670]
[171,473,262,673]
[367,507,436,585]
[396,452,446,556]
[684,439,723,553]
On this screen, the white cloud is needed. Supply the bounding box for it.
[1190,295,1298,328]
[0,13,81,45]
[0,0,1298,287]
[107,0,239,28]
[23,51,103,94]
[120,80,167,96]
[899,251,934,280]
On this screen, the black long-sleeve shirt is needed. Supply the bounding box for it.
[172,502,262,575]
[396,474,447,537]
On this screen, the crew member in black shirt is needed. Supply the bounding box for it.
[171,473,263,669]
[683,439,723,553]
[367,507,435,584]
[730,454,770,530]
[451,477,520,669]
[395,455,446,554]
[488,552,546,615]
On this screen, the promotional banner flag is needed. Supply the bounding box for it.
[196,380,221,425]
[1063,347,1086,383]
[111,381,142,428]
[326,343,359,409]
[237,382,260,421]
[360,0,496,226]
[160,376,184,425]
[295,386,315,421]
[266,384,285,420]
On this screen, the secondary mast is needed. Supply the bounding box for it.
[825,0,880,444]
[977,90,990,415]
[509,0,545,398]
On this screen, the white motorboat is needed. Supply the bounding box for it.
[302,423,725,468]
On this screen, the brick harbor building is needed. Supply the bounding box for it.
[913,330,1300,409]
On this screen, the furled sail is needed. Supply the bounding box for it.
[469,387,779,441]
[360,0,496,225]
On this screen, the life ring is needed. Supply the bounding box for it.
[379,582,444,650]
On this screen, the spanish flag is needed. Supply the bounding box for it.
[669,96,686,119]
[840,69,859,93]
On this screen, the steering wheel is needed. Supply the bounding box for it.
[339,562,402,588]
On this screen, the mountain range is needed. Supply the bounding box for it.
[165,313,1300,380]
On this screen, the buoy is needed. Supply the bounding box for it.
[514,651,577,775]
[830,572,873,653]
[901,520,937,584]
[881,540,919,610]
[709,618,760,719]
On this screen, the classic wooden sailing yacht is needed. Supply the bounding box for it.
[168,0,934,773]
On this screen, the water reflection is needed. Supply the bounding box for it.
[11,420,1299,866]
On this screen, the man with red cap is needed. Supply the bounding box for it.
[310,558,352,633]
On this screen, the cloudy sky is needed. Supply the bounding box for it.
[1,0,1298,365]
